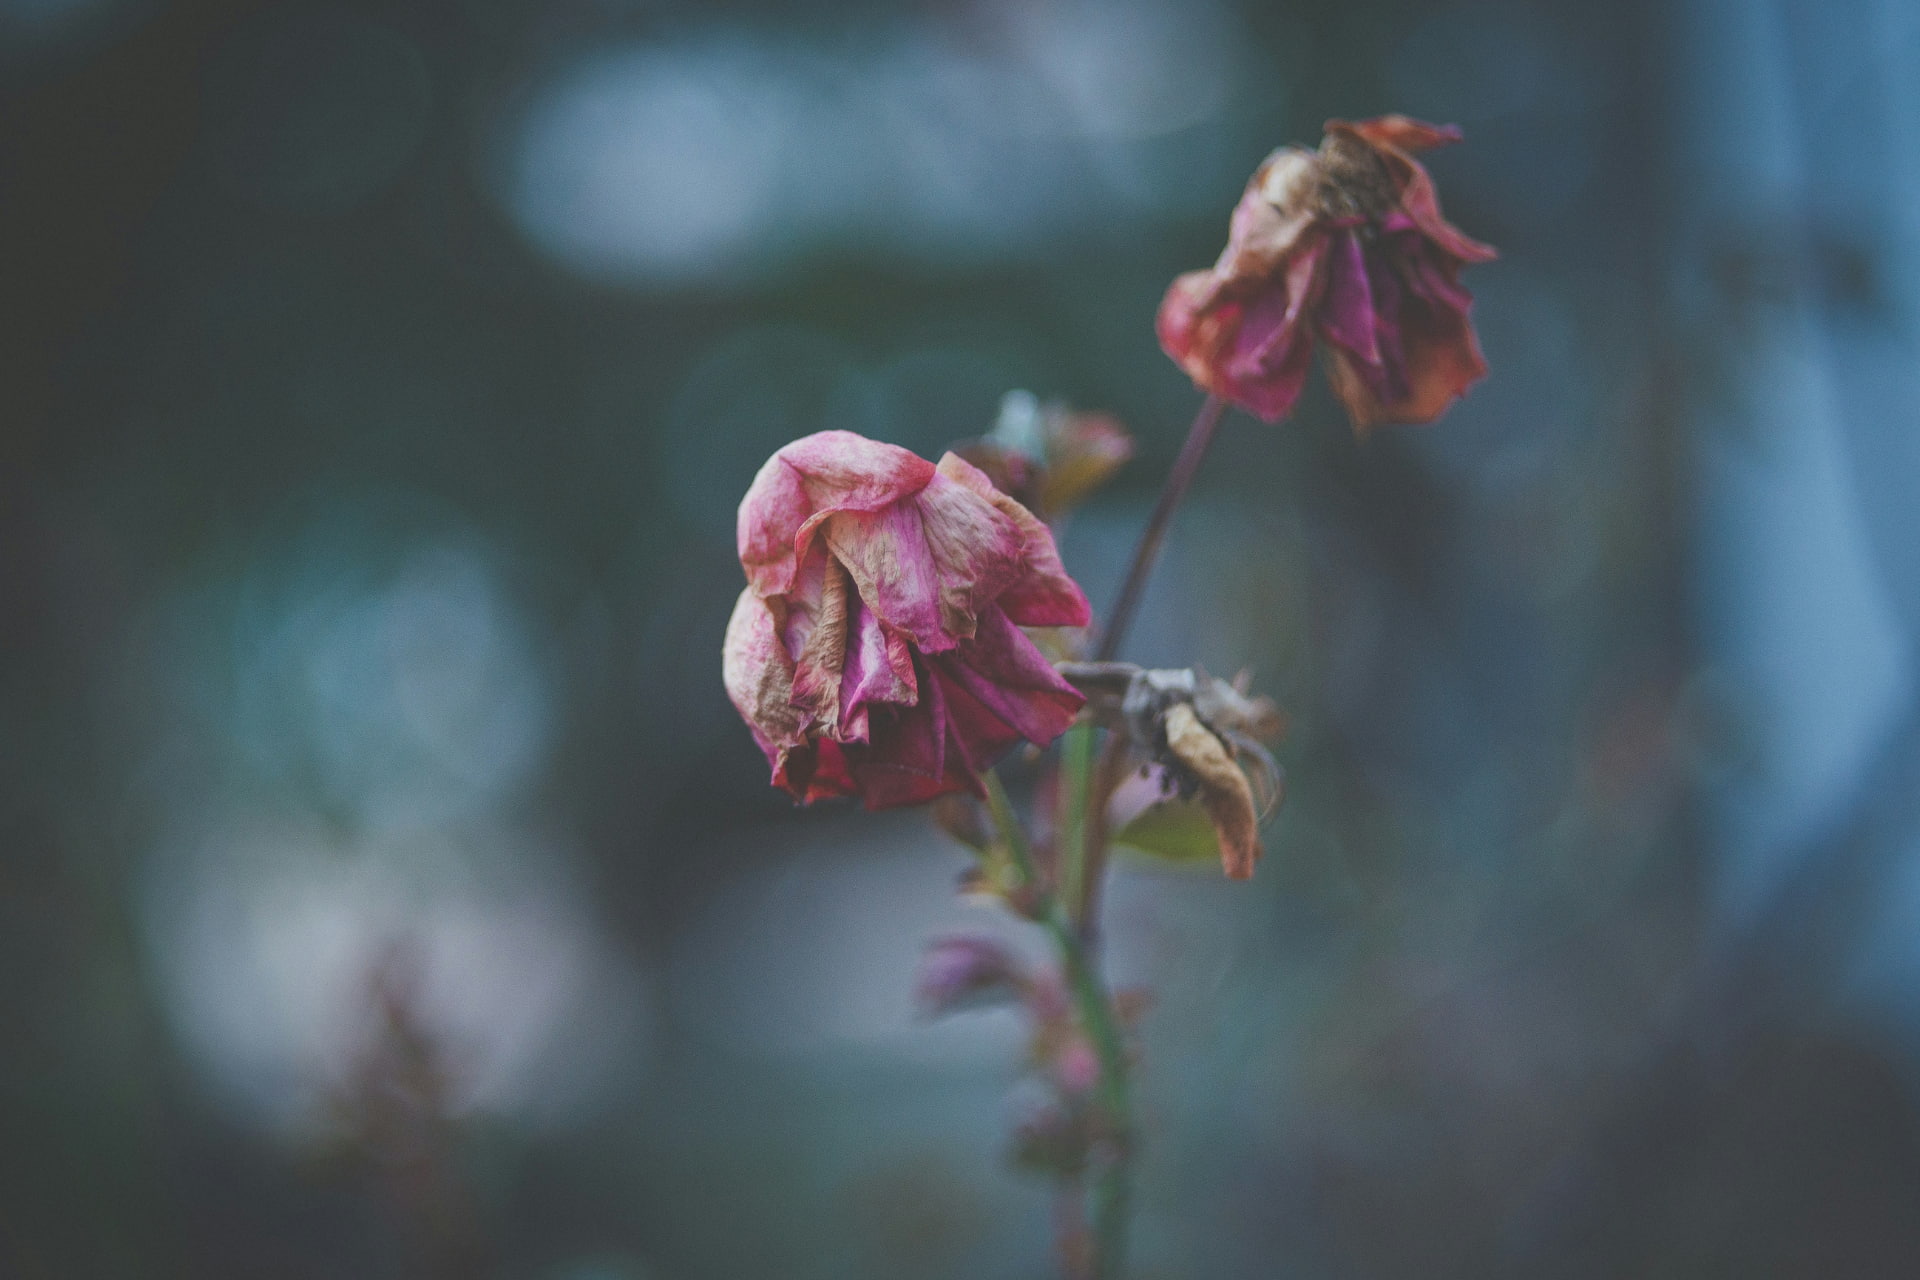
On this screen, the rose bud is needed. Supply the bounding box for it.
[914,934,1027,1018]
[724,430,1092,808]
[1158,115,1497,431]
[954,390,1134,524]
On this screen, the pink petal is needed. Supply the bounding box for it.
[1214,233,1330,421]
[934,606,1084,749]
[1394,229,1475,312]
[1394,160,1499,265]
[1156,270,1220,374]
[784,548,849,725]
[791,738,857,803]
[838,594,917,741]
[1317,228,1380,366]
[1324,118,1496,266]
[727,587,867,803]
[935,453,1091,629]
[932,667,1026,775]
[737,431,938,600]
[1327,115,1462,154]
[1326,239,1487,429]
[1216,149,1321,280]
[723,587,803,759]
[851,672,967,808]
[824,469,1025,651]
[1364,245,1412,402]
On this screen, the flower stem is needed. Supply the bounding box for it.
[1054,921,1133,1280]
[1002,393,1225,1274]
[1057,721,1097,929]
[1094,393,1227,663]
[981,769,1134,1279]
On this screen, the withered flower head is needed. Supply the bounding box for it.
[954,391,1135,524]
[1158,115,1497,431]
[725,430,1092,808]
[1061,663,1285,880]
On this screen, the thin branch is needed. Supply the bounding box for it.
[1094,393,1228,662]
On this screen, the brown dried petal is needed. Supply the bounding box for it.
[1163,703,1262,880]
[1191,673,1285,742]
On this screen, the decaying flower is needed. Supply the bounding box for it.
[954,391,1135,524]
[725,430,1092,808]
[915,934,1028,1017]
[1061,663,1285,879]
[1158,115,1497,431]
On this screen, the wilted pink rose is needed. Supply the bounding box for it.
[724,430,1091,808]
[1158,115,1497,431]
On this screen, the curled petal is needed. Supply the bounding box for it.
[1217,234,1331,421]
[1163,703,1262,879]
[737,431,938,600]
[1217,148,1321,279]
[825,468,1026,650]
[936,453,1091,628]
[795,737,857,803]
[1326,114,1462,154]
[1327,117,1496,265]
[788,552,852,727]
[837,593,917,741]
[723,588,804,761]
[1160,234,1332,423]
[1391,156,1498,265]
[848,669,961,808]
[1324,236,1487,429]
[726,588,862,804]
[1156,270,1224,383]
[1318,228,1381,366]
[935,606,1085,750]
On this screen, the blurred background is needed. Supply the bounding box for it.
[8,0,1920,1275]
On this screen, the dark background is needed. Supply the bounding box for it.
[9,0,1920,1276]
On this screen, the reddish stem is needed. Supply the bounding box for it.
[1093,393,1227,662]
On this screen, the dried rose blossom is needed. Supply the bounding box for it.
[725,430,1092,808]
[1158,115,1497,431]
[1061,663,1286,880]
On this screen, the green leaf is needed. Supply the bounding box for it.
[1112,800,1219,864]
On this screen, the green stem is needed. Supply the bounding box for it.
[982,769,1134,1279]
[1057,721,1096,930]
[1054,920,1133,1280]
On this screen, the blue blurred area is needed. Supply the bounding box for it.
[8,0,1920,1277]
